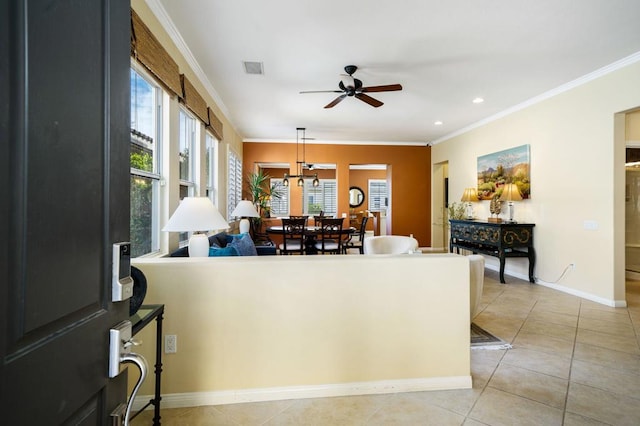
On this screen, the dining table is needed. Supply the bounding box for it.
[266,224,356,254]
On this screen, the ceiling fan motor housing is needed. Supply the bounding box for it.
[344,65,358,75]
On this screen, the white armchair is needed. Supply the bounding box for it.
[363,235,419,254]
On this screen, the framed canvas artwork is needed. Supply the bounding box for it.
[477,144,530,200]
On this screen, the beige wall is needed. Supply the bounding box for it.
[432,60,640,305]
[131,255,471,404]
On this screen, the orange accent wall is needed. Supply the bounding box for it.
[243,142,432,246]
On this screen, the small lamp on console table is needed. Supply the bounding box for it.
[231,200,260,234]
[163,197,230,257]
[499,183,523,223]
[460,187,479,219]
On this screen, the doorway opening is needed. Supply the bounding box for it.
[432,161,449,251]
[349,164,388,236]
[624,110,640,283]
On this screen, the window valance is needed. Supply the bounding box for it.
[130,9,224,141]
[130,9,182,97]
[180,74,208,124]
[207,107,224,141]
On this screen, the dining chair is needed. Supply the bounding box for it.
[343,216,369,254]
[279,217,307,255]
[314,217,344,254]
[249,217,273,245]
[313,215,326,226]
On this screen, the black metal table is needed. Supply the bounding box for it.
[130,304,164,425]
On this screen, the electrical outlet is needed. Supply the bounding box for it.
[569,263,576,270]
[165,335,177,353]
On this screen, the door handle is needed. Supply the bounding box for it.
[109,320,148,426]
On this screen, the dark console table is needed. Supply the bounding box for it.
[449,219,535,284]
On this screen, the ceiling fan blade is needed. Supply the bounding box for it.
[324,94,347,108]
[300,90,343,94]
[360,84,403,93]
[355,93,383,107]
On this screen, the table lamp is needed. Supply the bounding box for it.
[231,200,260,234]
[499,183,523,223]
[163,197,229,257]
[460,187,479,219]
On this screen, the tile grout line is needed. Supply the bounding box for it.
[560,297,582,426]
[480,295,574,417]
[464,278,523,424]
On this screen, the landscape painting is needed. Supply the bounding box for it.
[477,144,530,200]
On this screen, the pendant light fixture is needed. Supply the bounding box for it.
[283,127,319,187]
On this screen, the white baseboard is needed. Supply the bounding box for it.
[132,376,471,410]
[485,264,627,308]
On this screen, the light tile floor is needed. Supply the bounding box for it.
[132,271,640,425]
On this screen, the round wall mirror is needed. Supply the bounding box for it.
[349,186,365,208]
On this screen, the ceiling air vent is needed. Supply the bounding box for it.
[243,61,264,75]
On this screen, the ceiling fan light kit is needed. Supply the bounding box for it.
[300,65,402,108]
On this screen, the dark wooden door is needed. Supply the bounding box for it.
[1,1,132,424]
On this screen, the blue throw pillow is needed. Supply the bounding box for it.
[209,245,239,257]
[227,233,258,256]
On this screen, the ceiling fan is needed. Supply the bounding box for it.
[300,65,402,108]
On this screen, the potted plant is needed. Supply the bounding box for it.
[245,170,284,242]
[447,201,466,221]
[246,170,284,217]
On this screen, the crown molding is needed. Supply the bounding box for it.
[243,138,430,147]
[431,51,640,145]
[144,0,234,130]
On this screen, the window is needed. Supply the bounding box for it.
[179,108,197,192]
[130,67,162,257]
[269,178,289,217]
[302,179,337,216]
[227,149,242,219]
[368,179,388,212]
[205,132,218,206]
[178,108,198,243]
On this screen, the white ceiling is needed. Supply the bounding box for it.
[152,0,640,145]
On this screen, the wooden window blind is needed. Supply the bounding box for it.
[180,74,208,124]
[130,9,182,97]
[207,107,224,141]
[131,9,224,140]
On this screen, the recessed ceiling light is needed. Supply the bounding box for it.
[472,97,484,104]
[434,121,443,126]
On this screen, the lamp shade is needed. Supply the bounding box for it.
[163,197,229,232]
[231,200,260,218]
[460,187,479,202]
[499,184,523,202]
